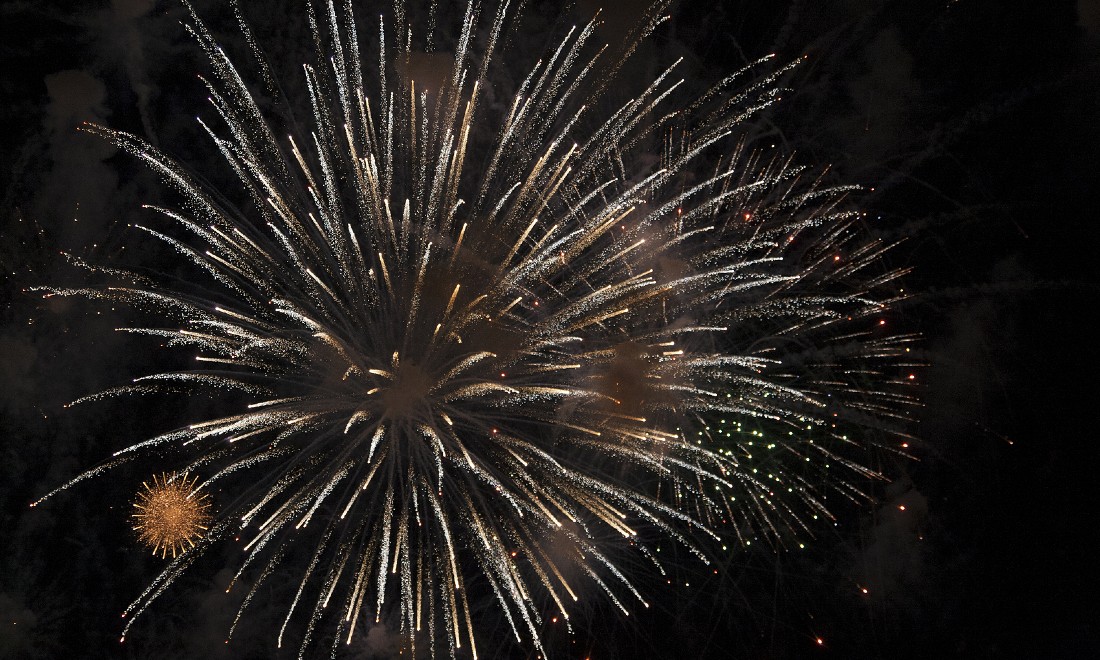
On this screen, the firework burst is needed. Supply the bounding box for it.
[132,472,213,559]
[33,0,918,656]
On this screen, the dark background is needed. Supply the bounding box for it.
[2,0,1098,658]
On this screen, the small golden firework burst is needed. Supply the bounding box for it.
[132,472,212,558]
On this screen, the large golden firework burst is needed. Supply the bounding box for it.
[132,473,212,558]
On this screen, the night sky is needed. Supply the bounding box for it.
[2,1,1099,658]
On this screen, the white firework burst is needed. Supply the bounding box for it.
[32,0,918,657]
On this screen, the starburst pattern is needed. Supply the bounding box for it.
[32,0,918,656]
[132,472,212,559]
